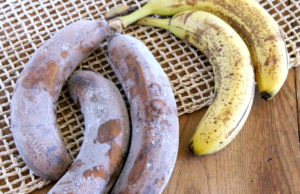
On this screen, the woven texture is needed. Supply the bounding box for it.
[0,0,299,193]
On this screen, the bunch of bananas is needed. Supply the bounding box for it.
[109,0,289,156]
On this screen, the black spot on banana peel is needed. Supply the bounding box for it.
[10,20,111,180]
[49,71,130,193]
[108,33,179,193]
[116,0,288,99]
[137,11,255,156]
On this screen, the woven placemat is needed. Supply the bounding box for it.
[0,0,299,193]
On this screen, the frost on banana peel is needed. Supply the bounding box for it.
[10,20,110,180]
[137,11,255,155]
[111,0,288,100]
[108,34,179,193]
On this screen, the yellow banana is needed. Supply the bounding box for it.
[114,0,288,100]
[138,11,255,155]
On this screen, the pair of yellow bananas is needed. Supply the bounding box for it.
[110,0,288,156]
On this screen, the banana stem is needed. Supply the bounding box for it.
[119,4,154,27]
[137,17,171,31]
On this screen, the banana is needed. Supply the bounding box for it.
[112,0,288,100]
[108,33,179,193]
[49,71,130,193]
[138,11,255,155]
[10,20,110,180]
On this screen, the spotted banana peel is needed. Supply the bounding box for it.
[113,0,288,100]
[136,11,255,155]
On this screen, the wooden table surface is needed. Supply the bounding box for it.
[33,69,300,193]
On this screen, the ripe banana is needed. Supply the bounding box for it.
[138,11,255,155]
[113,0,288,100]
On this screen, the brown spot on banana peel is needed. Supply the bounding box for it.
[22,60,60,97]
[83,165,109,179]
[108,142,123,172]
[128,148,149,185]
[96,119,122,143]
[264,56,277,67]
[234,58,242,67]
[129,80,171,126]
[125,55,149,100]
[224,73,234,79]
[221,110,231,122]
[216,13,257,48]
[264,35,278,42]
[60,51,69,58]
[185,0,197,6]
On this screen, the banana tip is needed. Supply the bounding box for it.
[261,92,273,101]
[188,141,196,155]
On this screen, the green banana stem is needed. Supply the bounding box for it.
[119,4,154,27]
[137,17,171,31]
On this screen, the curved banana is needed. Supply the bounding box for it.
[138,11,255,155]
[10,20,110,180]
[108,34,179,193]
[49,71,130,193]
[113,0,288,99]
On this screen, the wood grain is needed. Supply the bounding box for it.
[296,67,300,141]
[163,69,300,194]
[32,71,300,194]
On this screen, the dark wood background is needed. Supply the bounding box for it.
[33,68,300,193]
